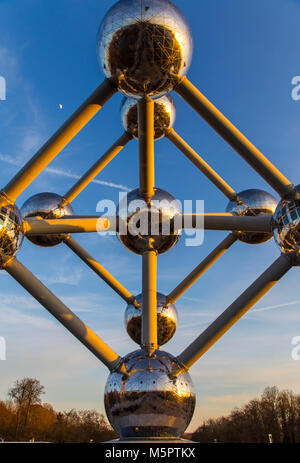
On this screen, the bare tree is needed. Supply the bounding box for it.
[8,378,45,439]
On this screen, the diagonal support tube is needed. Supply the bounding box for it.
[142,248,158,354]
[175,76,295,198]
[166,128,238,201]
[64,235,139,307]
[3,79,117,202]
[5,257,124,371]
[138,96,155,202]
[177,253,293,371]
[23,215,117,235]
[168,234,237,305]
[181,213,273,232]
[63,131,132,204]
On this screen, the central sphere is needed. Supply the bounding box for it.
[0,202,23,268]
[104,349,195,439]
[97,0,193,98]
[21,193,74,247]
[273,184,300,256]
[226,189,278,244]
[117,188,181,255]
[121,94,176,140]
[125,292,177,346]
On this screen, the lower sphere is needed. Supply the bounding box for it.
[21,192,74,247]
[125,293,177,346]
[273,184,300,257]
[104,349,195,439]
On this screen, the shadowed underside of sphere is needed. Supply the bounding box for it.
[21,193,74,247]
[117,188,182,255]
[273,184,300,256]
[125,293,177,346]
[0,203,23,268]
[97,0,193,98]
[105,349,195,439]
[226,189,278,244]
[121,95,176,140]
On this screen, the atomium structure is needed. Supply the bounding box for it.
[1,0,300,441]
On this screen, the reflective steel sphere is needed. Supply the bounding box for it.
[273,184,300,256]
[125,293,177,346]
[121,94,176,140]
[0,203,23,268]
[21,193,74,247]
[226,189,278,244]
[105,349,195,439]
[117,188,181,255]
[97,0,193,98]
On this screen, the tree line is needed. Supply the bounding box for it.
[0,378,117,442]
[192,386,300,443]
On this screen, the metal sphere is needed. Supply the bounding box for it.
[0,203,23,268]
[21,193,74,247]
[105,349,195,439]
[273,185,300,256]
[125,293,177,346]
[121,95,176,140]
[117,188,181,255]
[97,0,193,98]
[226,189,278,244]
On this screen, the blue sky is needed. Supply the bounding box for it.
[0,0,300,432]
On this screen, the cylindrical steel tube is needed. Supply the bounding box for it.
[181,213,273,232]
[141,249,158,353]
[64,236,138,307]
[138,96,155,202]
[23,216,116,235]
[64,132,132,203]
[5,258,123,371]
[175,77,294,198]
[168,234,237,304]
[166,128,237,201]
[177,253,292,370]
[4,79,117,202]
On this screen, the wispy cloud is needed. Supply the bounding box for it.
[0,153,130,191]
[252,300,300,313]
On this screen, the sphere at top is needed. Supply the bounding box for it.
[0,203,23,268]
[21,193,74,247]
[226,189,278,245]
[125,292,177,346]
[97,0,193,98]
[104,348,195,439]
[117,188,182,255]
[121,94,176,140]
[273,184,300,256]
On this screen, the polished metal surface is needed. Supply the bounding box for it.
[226,189,277,244]
[21,192,74,247]
[121,94,176,140]
[105,349,195,439]
[125,292,177,346]
[117,188,181,254]
[97,0,193,98]
[0,203,23,268]
[273,184,300,256]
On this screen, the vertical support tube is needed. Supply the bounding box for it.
[3,79,117,202]
[142,248,158,354]
[138,96,155,202]
[177,253,292,371]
